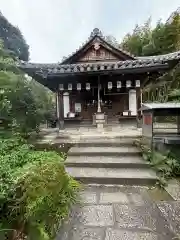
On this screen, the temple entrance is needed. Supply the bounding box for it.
[80,89,97,121]
[100,88,129,122]
[75,86,131,124]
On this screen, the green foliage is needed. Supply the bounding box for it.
[0,137,80,239]
[0,15,54,135]
[135,139,180,187]
[0,40,55,135]
[121,11,180,56]
[120,9,180,103]
[0,12,78,240]
[121,18,152,56]
[0,11,29,61]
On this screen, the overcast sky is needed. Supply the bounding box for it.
[0,0,179,63]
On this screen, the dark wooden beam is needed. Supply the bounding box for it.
[136,87,141,126]
[177,116,180,134]
[58,91,64,129]
[46,64,169,78]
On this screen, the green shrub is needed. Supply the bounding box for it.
[135,138,180,186]
[0,137,80,240]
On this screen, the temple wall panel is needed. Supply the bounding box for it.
[77,46,119,62]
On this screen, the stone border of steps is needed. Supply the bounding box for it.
[65,156,150,169]
[68,146,141,157]
[49,134,157,186]
[66,167,157,186]
[55,135,141,141]
[75,140,136,147]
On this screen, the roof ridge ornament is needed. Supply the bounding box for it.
[90,28,103,38]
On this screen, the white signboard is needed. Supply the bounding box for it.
[75,103,81,113]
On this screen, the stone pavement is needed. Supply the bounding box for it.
[39,125,142,144]
[165,179,180,201]
[40,126,180,239]
[56,185,179,240]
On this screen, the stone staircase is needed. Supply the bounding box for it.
[65,137,157,186]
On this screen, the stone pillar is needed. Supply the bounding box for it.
[57,91,64,130]
[97,77,101,113]
[95,76,105,129]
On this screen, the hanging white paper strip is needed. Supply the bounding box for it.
[68,83,72,91]
[126,80,131,88]
[59,84,64,91]
[117,81,121,88]
[86,83,90,91]
[136,80,140,87]
[77,83,81,91]
[108,82,112,90]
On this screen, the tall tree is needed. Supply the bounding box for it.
[120,18,151,56]
[104,35,119,47]
[0,40,54,135]
[0,12,29,61]
[120,9,180,103]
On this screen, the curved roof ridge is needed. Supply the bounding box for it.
[136,50,180,60]
[60,28,135,64]
[19,50,180,69]
[18,50,180,71]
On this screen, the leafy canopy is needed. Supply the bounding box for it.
[0,40,54,135]
[0,11,29,61]
[120,9,180,103]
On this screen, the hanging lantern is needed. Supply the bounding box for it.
[68,83,72,91]
[136,80,140,87]
[108,82,112,90]
[86,83,90,91]
[117,81,121,89]
[77,83,81,91]
[126,80,131,88]
[59,84,64,91]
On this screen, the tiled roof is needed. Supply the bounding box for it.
[141,102,180,111]
[18,50,180,75]
[136,51,180,61]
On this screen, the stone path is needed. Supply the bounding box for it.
[165,179,180,200]
[57,185,179,240]
[39,125,142,144]
[40,127,180,239]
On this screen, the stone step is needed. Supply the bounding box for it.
[75,138,136,147]
[68,146,140,157]
[78,135,139,140]
[66,156,149,169]
[66,167,157,186]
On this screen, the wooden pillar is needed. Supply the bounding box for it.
[177,116,180,134]
[57,91,64,130]
[136,87,141,126]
